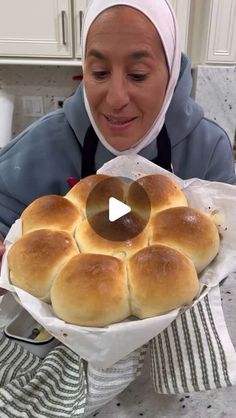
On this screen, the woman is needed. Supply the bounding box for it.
[0,1,235,415]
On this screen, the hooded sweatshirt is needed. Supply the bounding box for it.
[0,54,235,236]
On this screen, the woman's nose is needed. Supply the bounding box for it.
[106,75,130,110]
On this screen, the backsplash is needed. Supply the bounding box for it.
[0,63,235,149]
[0,65,82,137]
[192,65,236,147]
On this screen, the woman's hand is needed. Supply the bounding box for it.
[0,234,7,296]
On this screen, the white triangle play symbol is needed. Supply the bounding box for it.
[109,197,131,222]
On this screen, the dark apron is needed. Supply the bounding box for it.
[81,124,172,178]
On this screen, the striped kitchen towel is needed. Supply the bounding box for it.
[83,344,147,416]
[150,285,236,394]
[0,334,87,417]
[0,331,147,418]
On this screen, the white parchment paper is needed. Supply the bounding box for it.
[1,155,236,368]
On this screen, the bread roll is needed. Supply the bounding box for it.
[51,253,130,327]
[127,174,187,217]
[75,210,149,258]
[149,206,220,273]
[21,195,82,235]
[127,245,199,319]
[8,229,79,302]
[65,174,127,216]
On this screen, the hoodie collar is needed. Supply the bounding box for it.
[165,54,204,146]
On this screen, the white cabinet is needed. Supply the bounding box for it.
[188,0,236,65]
[0,0,235,66]
[169,0,191,54]
[0,0,190,61]
[0,0,74,58]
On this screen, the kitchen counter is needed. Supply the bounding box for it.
[89,273,236,418]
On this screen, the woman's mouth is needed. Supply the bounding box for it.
[104,115,137,128]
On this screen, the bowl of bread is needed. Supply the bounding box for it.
[7,172,220,326]
[1,156,235,367]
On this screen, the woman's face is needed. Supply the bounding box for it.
[84,6,169,151]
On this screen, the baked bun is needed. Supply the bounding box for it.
[127,174,187,217]
[75,210,149,259]
[149,206,220,273]
[51,253,130,327]
[127,245,199,319]
[8,229,79,302]
[65,174,127,216]
[21,195,82,235]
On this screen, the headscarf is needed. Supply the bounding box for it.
[81,0,181,155]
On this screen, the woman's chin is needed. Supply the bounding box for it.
[100,132,140,151]
[106,139,138,151]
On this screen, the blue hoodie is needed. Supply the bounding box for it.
[0,54,235,236]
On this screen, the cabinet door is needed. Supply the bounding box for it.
[207,0,236,62]
[74,0,88,58]
[169,0,191,53]
[0,0,72,58]
[188,0,236,65]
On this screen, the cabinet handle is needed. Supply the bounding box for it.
[61,10,67,45]
[79,10,84,42]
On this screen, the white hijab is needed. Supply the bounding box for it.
[81,0,181,155]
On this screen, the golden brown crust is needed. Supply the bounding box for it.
[75,210,149,259]
[127,244,199,319]
[51,253,130,327]
[127,174,188,217]
[149,206,220,272]
[8,229,79,302]
[65,174,128,216]
[21,195,82,235]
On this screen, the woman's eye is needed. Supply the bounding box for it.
[129,73,147,82]
[92,71,109,80]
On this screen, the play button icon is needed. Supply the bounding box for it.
[109,197,131,222]
[86,176,151,241]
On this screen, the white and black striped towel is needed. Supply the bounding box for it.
[150,285,236,394]
[0,333,146,417]
[0,336,87,417]
[83,344,147,416]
